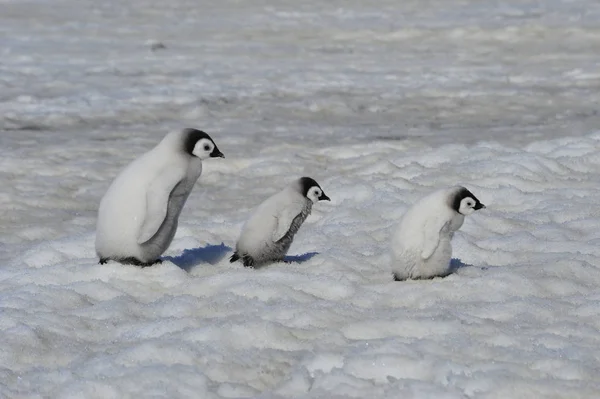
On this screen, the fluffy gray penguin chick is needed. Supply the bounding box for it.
[231,177,330,268]
[391,186,485,280]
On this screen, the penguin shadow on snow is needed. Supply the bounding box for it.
[283,251,319,264]
[163,243,232,272]
[395,258,487,281]
[449,258,489,275]
[449,258,470,275]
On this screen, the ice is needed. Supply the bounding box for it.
[3,0,600,397]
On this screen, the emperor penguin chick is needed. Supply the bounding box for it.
[231,177,330,268]
[391,186,485,281]
[96,128,224,267]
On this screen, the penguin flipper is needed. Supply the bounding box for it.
[137,166,185,245]
[421,218,449,260]
[272,203,305,243]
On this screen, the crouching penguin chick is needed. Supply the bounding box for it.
[391,186,485,281]
[231,177,330,268]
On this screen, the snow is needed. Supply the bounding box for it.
[2,0,600,397]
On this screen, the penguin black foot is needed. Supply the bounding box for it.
[118,257,162,267]
[99,258,108,265]
[139,259,162,268]
[119,257,144,266]
[393,273,404,282]
[241,255,255,268]
[230,252,255,268]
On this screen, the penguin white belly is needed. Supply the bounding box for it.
[390,235,422,281]
[96,152,194,263]
[391,212,462,280]
[419,235,453,278]
[391,238,452,280]
[236,202,281,265]
[96,163,155,261]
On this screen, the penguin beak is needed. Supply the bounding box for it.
[319,193,331,201]
[474,202,485,210]
[211,148,225,158]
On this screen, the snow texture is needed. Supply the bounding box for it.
[2,0,600,397]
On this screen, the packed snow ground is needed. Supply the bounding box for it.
[2,0,600,398]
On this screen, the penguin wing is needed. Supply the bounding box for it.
[272,202,305,243]
[420,216,450,260]
[137,166,186,244]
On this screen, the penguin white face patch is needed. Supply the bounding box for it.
[452,187,485,215]
[192,138,215,159]
[307,186,323,203]
[183,128,224,159]
[458,196,484,215]
[299,176,330,203]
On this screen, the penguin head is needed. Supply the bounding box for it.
[298,177,330,203]
[452,187,485,215]
[183,128,224,159]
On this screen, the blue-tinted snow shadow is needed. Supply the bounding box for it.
[394,258,488,281]
[283,252,319,264]
[450,258,489,275]
[449,258,469,273]
[163,243,232,272]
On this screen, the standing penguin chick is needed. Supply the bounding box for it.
[391,186,485,281]
[231,177,330,268]
[96,128,224,266]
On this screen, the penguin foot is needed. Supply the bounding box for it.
[241,255,255,268]
[230,252,255,268]
[139,259,162,268]
[242,255,254,269]
[99,258,109,265]
[117,257,162,267]
[393,273,448,281]
[119,257,143,266]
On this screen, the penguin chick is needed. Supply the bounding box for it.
[231,177,330,268]
[391,186,485,281]
[96,128,224,267]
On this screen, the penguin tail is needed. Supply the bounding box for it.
[230,252,240,263]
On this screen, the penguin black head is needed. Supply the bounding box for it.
[183,128,224,159]
[299,177,330,203]
[452,186,485,215]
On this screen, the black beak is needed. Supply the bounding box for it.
[319,193,331,201]
[474,202,485,210]
[211,148,224,158]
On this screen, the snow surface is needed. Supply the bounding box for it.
[2,0,600,397]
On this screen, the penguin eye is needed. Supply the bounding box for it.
[204,144,210,151]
